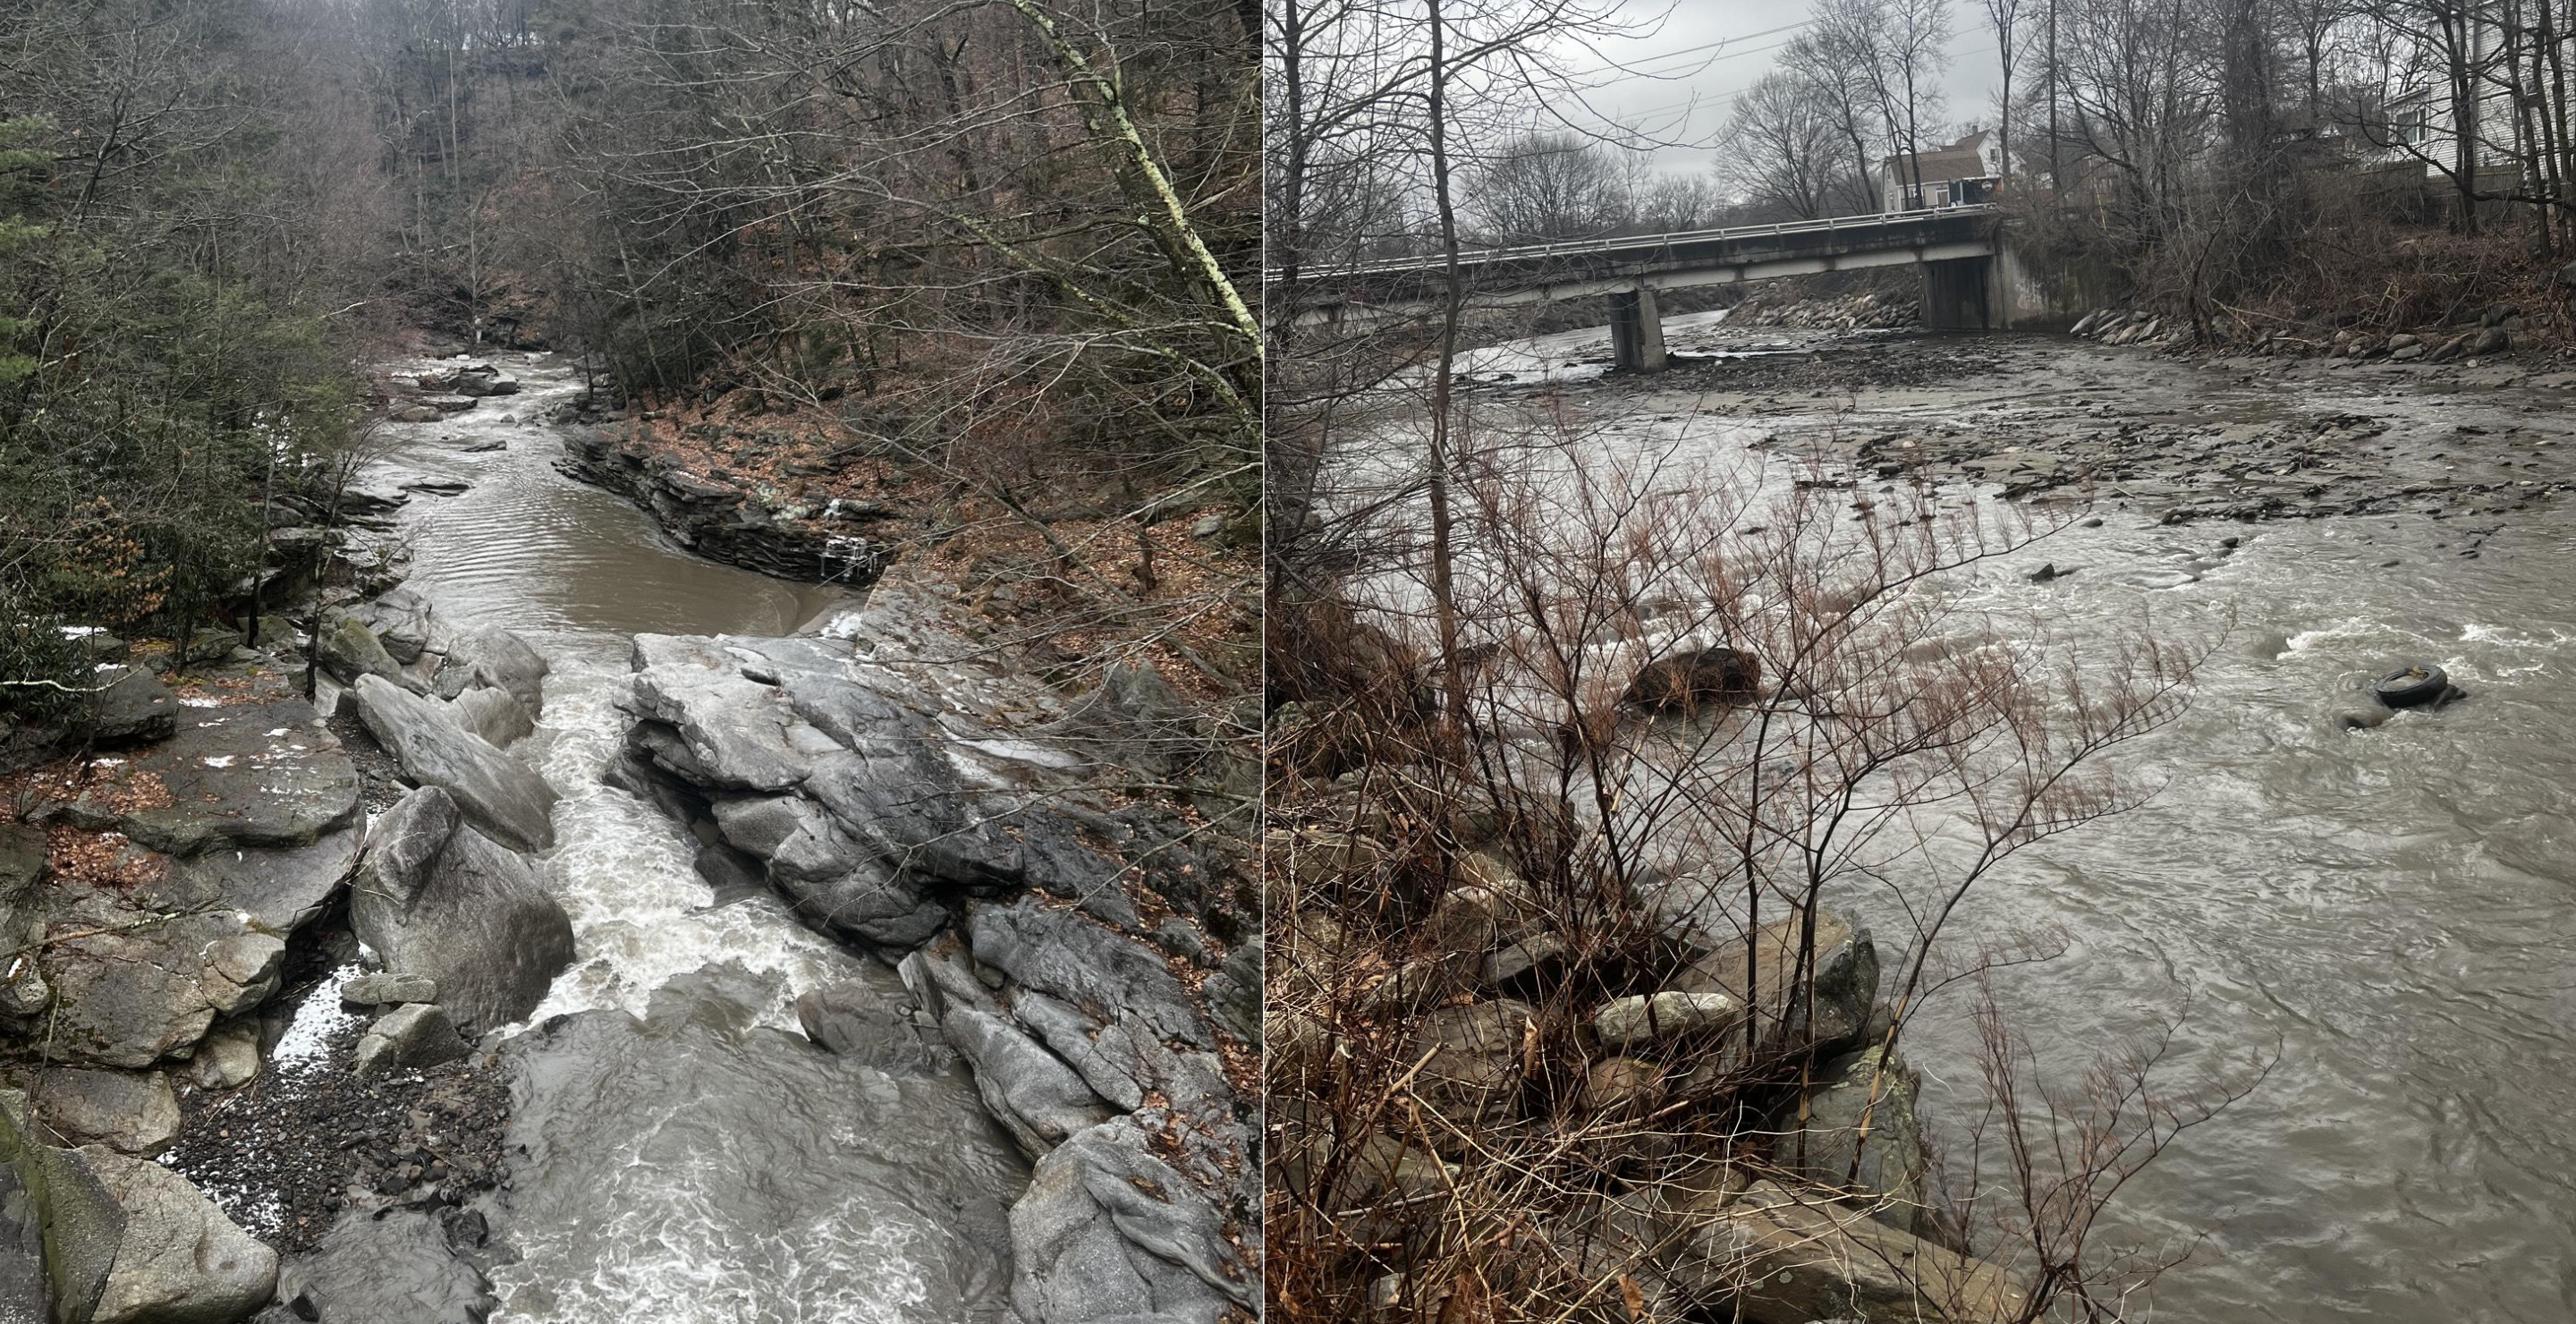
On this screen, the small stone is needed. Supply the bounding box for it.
[1593,991,1742,1048]
[342,972,438,1006]
[1584,1056,1665,1119]
[190,1021,260,1091]
[1483,934,1566,990]
[352,1003,471,1074]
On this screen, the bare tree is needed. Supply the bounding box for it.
[1462,130,1635,242]
[1724,72,1860,217]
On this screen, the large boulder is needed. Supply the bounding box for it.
[352,1003,472,1074]
[1672,909,1878,1058]
[314,610,415,692]
[1010,1117,1254,1324]
[352,588,435,664]
[38,912,283,1069]
[1673,1180,2026,1322]
[622,632,1223,946]
[968,900,1210,1049]
[793,972,955,1074]
[433,624,547,717]
[1620,646,1761,712]
[1773,1044,1942,1243]
[447,685,533,750]
[1593,990,1741,1048]
[348,786,574,1034]
[352,675,559,853]
[27,1070,181,1156]
[0,1091,124,1321]
[708,792,946,946]
[80,1143,280,1324]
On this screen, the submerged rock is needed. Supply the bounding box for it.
[270,1207,495,1324]
[490,966,1025,1320]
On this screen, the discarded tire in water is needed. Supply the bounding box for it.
[2372,664,2449,709]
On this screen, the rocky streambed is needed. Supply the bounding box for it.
[0,347,1258,1324]
[1342,310,2576,1321]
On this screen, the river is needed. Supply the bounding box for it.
[366,352,1026,1322]
[1354,315,2576,1320]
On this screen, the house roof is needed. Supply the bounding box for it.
[1881,130,1995,183]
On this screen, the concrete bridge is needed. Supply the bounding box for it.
[1292,205,2068,370]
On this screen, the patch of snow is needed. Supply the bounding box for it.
[270,965,363,1073]
[200,755,236,768]
[179,697,222,709]
[56,625,102,639]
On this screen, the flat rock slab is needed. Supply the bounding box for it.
[144,828,360,933]
[59,699,359,855]
[354,675,558,853]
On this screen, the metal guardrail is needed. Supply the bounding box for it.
[1292,204,2000,282]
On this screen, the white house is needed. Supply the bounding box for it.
[1878,130,2004,212]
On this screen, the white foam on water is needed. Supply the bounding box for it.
[494,1182,935,1324]
[519,646,862,1031]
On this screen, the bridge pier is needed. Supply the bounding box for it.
[1919,257,1995,330]
[1607,287,1667,372]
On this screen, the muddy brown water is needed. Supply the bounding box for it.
[1363,321,2576,1320]
[364,353,1027,1322]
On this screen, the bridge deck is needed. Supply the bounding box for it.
[1290,205,2000,318]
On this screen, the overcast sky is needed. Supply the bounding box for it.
[1561,3,2006,176]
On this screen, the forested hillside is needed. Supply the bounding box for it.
[2,0,1260,726]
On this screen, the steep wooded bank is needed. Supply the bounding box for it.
[376,0,1262,612]
[5,0,1261,738]
[0,1,397,721]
